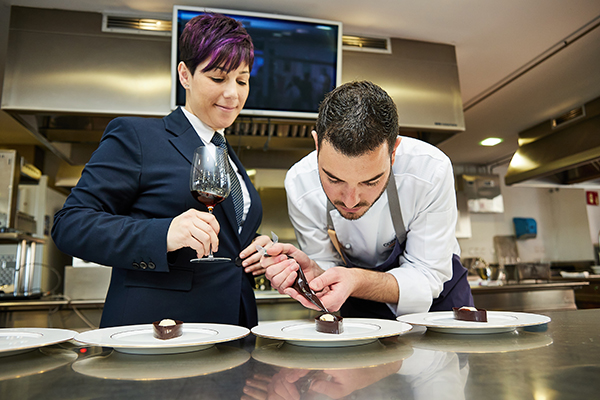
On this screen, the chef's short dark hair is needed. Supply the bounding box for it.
[315,81,399,157]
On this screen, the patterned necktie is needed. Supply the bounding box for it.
[211,133,244,226]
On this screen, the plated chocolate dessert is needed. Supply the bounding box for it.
[152,319,183,340]
[315,313,344,334]
[453,306,488,322]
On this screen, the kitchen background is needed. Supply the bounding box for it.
[1,1,600,300]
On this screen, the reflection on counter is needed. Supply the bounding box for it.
[246,337,469,400]
[251,338,413,370]
[400,328,553,353]
[1,309,595,399]
[71,345,250,381]
[0,346,77,381]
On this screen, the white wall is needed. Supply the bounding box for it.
[457,165,595,264]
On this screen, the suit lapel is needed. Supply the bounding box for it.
[165,108,203,164]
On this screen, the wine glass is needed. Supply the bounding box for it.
[189,146,231,262]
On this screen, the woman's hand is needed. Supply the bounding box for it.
[239,235,272,275]
[166,209,220,258]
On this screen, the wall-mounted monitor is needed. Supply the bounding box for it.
[171,6,342,119]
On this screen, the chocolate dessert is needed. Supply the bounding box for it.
[152,319,183,340]
[453,306,488,322]
[315,313,344,334]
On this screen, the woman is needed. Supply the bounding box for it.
[52,13,269,329]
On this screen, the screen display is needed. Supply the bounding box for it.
[171,6,342,119]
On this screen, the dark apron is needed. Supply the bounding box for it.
[326,176,473,320]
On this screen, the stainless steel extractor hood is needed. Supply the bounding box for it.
[2,6,464,176]
[505,96,600,186]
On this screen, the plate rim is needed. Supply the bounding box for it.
[0,327,77,355]
[74,323,250,350]
[397,311,551,331]
[251,318,413,342]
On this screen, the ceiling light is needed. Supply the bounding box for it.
[480,137,503,147]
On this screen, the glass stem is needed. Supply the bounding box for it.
[207,206,215,260]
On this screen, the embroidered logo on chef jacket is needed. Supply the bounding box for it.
[383,238,397,248]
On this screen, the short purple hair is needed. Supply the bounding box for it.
[179,13,254,75]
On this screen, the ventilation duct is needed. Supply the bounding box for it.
[342,35,391,53]
[102,13,171,36]
[505,96,600,186]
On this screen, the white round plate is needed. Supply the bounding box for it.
[72,345,250,380]
[74,323,250,355]
[252,338,413,369]
[251,318,412,347]
[398,311,551,334]
[0,328,77,357]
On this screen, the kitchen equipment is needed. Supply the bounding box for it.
[475,265,500,281]
[0,232,44,299]
[493,235,520,266]
[0,150,20,230]
[516,263,551,282]
[462,257,499,280]
[64,265,112,300]
[457,174,504,213]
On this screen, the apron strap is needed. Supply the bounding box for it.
[326,172,406,262]
[327,229,348,265]
[385,173,406,243]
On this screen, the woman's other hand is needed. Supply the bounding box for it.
[239,234,272,275]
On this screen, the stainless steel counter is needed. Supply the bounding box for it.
[1,308,599,399]
[471,281,587,312]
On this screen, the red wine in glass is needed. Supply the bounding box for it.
[190,191,225,208]
[189,146,231,262]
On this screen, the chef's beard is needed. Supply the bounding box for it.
[327,170,392,221]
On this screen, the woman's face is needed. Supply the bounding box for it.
[178,59,250,131]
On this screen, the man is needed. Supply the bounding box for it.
[262,80,473,319]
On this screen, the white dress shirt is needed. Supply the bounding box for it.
[284,136,461,316]
[181,107,251,230]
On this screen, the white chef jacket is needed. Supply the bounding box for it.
[284,136,461,316]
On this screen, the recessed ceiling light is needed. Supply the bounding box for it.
[480,137,503,146]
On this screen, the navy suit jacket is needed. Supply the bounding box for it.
[52,108,262,328]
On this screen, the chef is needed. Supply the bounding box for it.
[261,80,473,319]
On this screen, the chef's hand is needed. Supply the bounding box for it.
[239,235,272,276]
[261,243,324,297]
[310,362,403,399]
[311,267,400,309]
[242,373,270,400]
[166,209,220,258]
[305,267,358,312]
